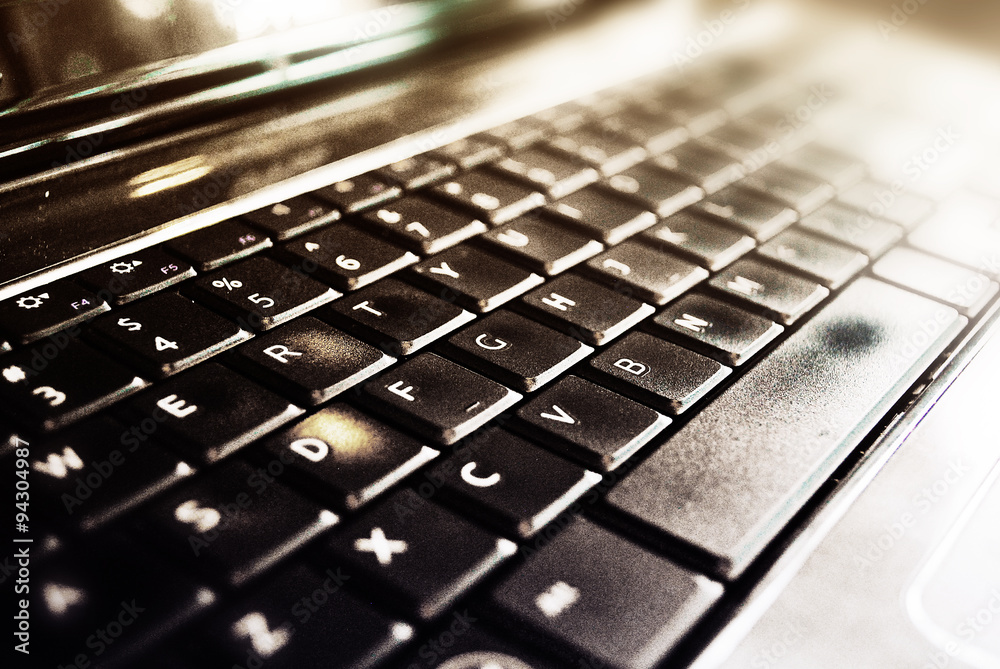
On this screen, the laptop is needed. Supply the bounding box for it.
[3,0,999,667]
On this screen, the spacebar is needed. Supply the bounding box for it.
[605,278,966,580]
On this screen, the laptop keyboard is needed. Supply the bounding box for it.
[3,60,998,669]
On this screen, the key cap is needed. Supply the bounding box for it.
[0,280,109,344]
[513,375,669,471]
[491,148,600,199]
[582,241,709,305]
[359,353,522,445]
[431,136,506,169]
[432,170,547,224]
[533,101,589,133]
[872,247,998,317]
[440,310,594,392]
[651,293,784,365]
[123,363,303,463]
[323,488,517,619]
[600,164,704,217]
[360,195,488,254]
[87,292,252,377]
[641,210,755,271]
[30,416,194,531]
[547,127,648,176]
[377,153,457,189]
[778,144,865,190]
[320,279,475,356]
[605,278,965,579]
[652,141,746,194]
[838,179,934,230]
[34,538,216,669]
[479,116,549,150]
[519,274,656,345]
[907,191,1000,278]
[543,187,657,244]
[134,458,337,586]
[167,219,272,271]
[253,403,439,510]
[480,215,604,276]
[241,195,341,240]
[693,185,798,241]
[313,173,402,213]
[0,339,146,432]
[584,332,731,414]
[77,247,196,304]
[600,111,689,155]
[230,316,394,405]
[709,257,829,325]
[186,256,340,330]
[491,518,722,669]
[637,90,728,137]
[430,428,602,538]
[698,121,774,163]
[758,228,868,289]
[207,563,411,669]
[798,200,903,256]
[738,163,836,214]
[279,225,419,291]
[409,245,545,313]
[395,623,563,669]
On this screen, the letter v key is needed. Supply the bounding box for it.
[540,404,575,424]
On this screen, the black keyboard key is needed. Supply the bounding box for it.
[0,280,109,344]
[124,363,303,463]
[709,258,829,325]
[77,247,196,304]
[254,403,439,510]
[0,339,146,431]
[187,256,340,330]
[359,353,522,445]
[651,293,784,365]
[377,153,456,189]
[321,278,475,356]
[230,316,395,405]
[241,195,341,240]
[738,163,836,214]
[35,540,216,669]
[360,195,488,254]
[585,332,731,414]
[409,245,545,313]
[88,292,252,377]
[872,248,998,317]
[431,171,546,224]
[582,241,708,305]
[779,144,866,190]
[513,375,669,471]
[30,416,193,531]
[167,219,272,271]
[543,186,657,244]
[600,110,689,155]
[519,274,656,346]
[480,215,604,276]
[838,178,934,230]
[641,211,755,271]
[491,518,722,669]
[479,117,549,150]
[693,185,798,241]
[758,228,868,288]
[135,458,337,586]
[431,136,506,169]
[798,200,903,256]
[440,310,594,392]
[606,278,965,578]
[430,428,601,538]
[313,173,402,213]
[209,563,411,669]
[395,622,563,669]
[652,141,746,194]
[280,225,419,291]
[600,163,704,217]
[491,148,600,199]
[547,127,648,176]
[323,488,516,619]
